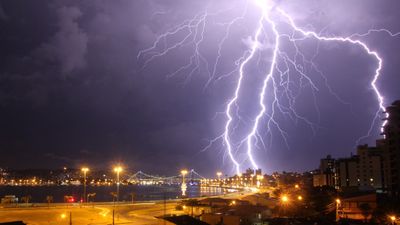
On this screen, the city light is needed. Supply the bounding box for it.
[180,169,188,196]
[1,1,400,225]
[113,166,123,203]
[81,167,89,203]
[336,198,341,222]
[113,166,123,173]
[281,195,289,203]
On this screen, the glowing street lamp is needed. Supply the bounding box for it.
[180,169,188,185]
[113,166,123,203]
[181,170,188,181]
[281,195,289,203]
[81,167,89,203]
[297,195,303,201]
[336,198,341,222]
[390,215,396,224]
[280,195,289,217]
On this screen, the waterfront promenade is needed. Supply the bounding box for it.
[0,192,249,224]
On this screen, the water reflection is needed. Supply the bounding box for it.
[181,183,187,196]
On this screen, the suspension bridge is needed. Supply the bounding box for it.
[126,169,207,185]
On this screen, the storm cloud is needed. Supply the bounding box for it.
[0,0,399,176]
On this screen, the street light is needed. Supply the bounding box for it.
[297,195,303,201]
[280,195,289,217]
[336,198,341,222]
[81,167,89,203]
[390,215,396,224]
[113,166,123,204]
[281,195,289,203]
[181,170,188,182]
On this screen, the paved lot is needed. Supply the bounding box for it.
[0,191,251,224]
[0,202,180,225]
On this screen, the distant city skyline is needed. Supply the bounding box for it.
[1,1,400,175]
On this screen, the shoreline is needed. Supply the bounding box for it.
[0,187,250,208]
[0,191,254,224]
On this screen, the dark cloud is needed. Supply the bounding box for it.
[35,6,88,75]
[44,153,72,163]
[0,0,399,176]
[0,2,7,21]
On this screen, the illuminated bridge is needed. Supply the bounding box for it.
[126,169,206,185]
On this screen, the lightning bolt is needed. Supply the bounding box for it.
[138,0,398,174]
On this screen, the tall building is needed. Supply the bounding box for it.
[314,146,385,191]
[313,155,336,187]
[381,100,400,196]
[313,100,400,194]
[356,144,384,190]
[320,155,335,173]
[336,155,359,188]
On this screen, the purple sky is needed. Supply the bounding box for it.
[0,0,399,176]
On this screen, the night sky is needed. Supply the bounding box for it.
[0,0,399,176]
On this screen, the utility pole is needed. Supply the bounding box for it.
[163,192,166,225]
[69,212,72,225]
[113,166,123,205]
[81,167,89,204]
[336,199,341,222]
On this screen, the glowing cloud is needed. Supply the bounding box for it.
[138,0,398,174]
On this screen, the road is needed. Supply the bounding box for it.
[0,201,182,225]
[0,191,253,224]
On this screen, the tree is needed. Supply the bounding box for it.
[129,192,135,204]
[272,189,282,198]
[359,203,372,222]
[46,195,53,207]
[21,195,32,205]
[87,193,96,202]
[110,192,117,202]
